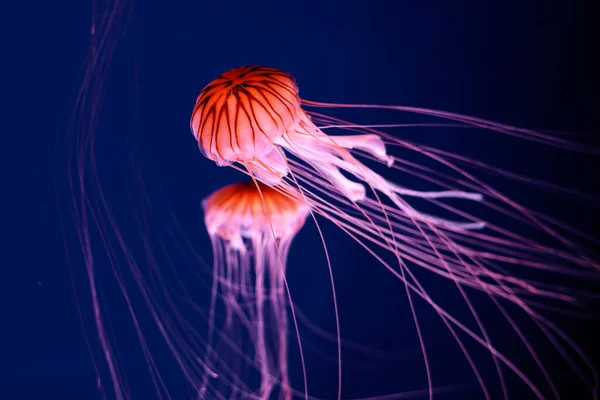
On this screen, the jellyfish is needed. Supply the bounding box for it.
[191,66,600,399]
[201,180,309,400]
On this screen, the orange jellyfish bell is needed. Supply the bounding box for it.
[203,180,308,250]
[191,66,301,173]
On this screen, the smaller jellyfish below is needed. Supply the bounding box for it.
[203,180,309,400]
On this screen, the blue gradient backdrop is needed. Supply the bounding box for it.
[2,1,598,399]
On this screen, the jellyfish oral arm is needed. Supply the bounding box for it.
[255,112,486,231]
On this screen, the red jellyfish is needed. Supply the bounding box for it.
[202,180,309,400]
[191,66,599,399]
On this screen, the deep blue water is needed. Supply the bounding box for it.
[2,1,599,399]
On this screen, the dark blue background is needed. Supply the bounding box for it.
[2,1,599,399]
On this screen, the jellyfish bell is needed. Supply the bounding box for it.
[203,180,308,250]
[202,180,309,400]
[191,67,299,180]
